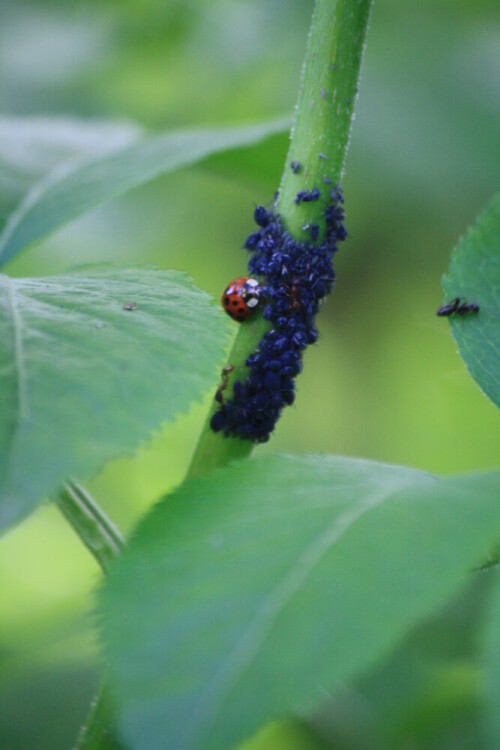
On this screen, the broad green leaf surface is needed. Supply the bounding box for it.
[483,570,500,747]
[0,267,232,531]
[99,454,500,750]
[442,193,500,409]
[0,116,142,220]
[0,118,290,269]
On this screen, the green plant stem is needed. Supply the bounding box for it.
[68,1,373,746]
[55,481,126,749]
[189,0,372,477]
[278,0,372,240]
[56,479,125,573]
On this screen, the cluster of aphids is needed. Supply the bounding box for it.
[211,172,347,442]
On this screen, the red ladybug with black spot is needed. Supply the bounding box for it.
[221,277,262,321]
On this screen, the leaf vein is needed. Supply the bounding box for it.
[191,477,415,745]
[1,275,29,455]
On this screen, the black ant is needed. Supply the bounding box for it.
[437,297,479,317]
[215,365,234,404]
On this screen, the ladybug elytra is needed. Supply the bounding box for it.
[221,277,262,321]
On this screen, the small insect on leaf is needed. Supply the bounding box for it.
[436,297,480,317]
[123,302,138,311]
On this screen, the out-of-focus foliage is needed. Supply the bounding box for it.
[0,116,142,221]
[0,0,499,748]
[0,118,288,266]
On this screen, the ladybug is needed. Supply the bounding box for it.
[221,277,262,321]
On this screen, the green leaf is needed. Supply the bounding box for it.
[0,116,141,219]
[0,117,290,268]
[98,454,500,750]
[483,570,500,747]
[441,193,500,409]
[0,267,232,532]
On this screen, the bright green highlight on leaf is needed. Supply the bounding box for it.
[238,719,329,750]
[0,117,290,268]
[442,193,500,409]
[0,267,232,532]
[99,454,500,750]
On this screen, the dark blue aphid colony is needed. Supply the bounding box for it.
[211,185,346,442]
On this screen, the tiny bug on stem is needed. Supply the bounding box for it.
[215,364,234,404]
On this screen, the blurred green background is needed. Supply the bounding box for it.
[0,0,499,747]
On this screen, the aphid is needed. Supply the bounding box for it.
[215,364,234,404]
[221,277,262,321]
[436,297,480,317]
[253,206,269,228]
[309,224,320,242]
[294,187,320,205]
[290,161,301,174]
